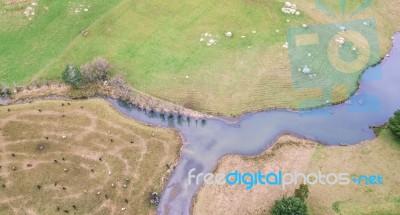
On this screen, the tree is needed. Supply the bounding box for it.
[271,196,308,215]
[294,184,309,201]
[62,64,81,88]
[388,110,400,139]
[80,57,111,84]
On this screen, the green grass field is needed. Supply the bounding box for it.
[0,99,182,214]
[307,129,400,215]
[1,0,399,116]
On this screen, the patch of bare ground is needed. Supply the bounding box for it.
[192,135,317,215]
[193,131,400,215]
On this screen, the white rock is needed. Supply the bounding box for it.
[225,32,232,37]
[200,37,204,42]
[302,65,310,74]
[204,32,209,37]
[240,35,246,39]
[284,2,292,7]
[252,30,256,34]
[282,7,296,14]
[295,11,300,15]
[302,24,308,28]
[336,37,345,45]
[208,39,216,45]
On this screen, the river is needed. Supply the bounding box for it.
[109,33,400,215]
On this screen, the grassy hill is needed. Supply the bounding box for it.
[1,0,399,116]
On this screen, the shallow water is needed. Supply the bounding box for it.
[110,33,400,215]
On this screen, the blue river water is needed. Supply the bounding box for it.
[109,33,400,215]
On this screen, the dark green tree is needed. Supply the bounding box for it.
[271,196,308,215]
[294,184,309,201]
[388,110,400,139]
[62,64,81,88]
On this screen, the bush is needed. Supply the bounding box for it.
[388,110,400,139]
[294,184,309,201]
[271,196,308,215]
[80,57,111,84]
[62,64,81,88]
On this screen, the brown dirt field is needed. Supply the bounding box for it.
[193,131,400,215]
[192,136,317,215]
[0,99,182,214]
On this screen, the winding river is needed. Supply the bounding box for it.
[109,33,400,215]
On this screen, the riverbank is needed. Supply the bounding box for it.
[0,80,209,119]
[192,130,400,214]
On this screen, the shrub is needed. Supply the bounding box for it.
[62,64,81,88]
[294,184,309,201]
[271,196,308,215]
[388,110,400,139]
[80,57,111,84]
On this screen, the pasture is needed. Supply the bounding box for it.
[0,99,182,214]
[1,0,399,115]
